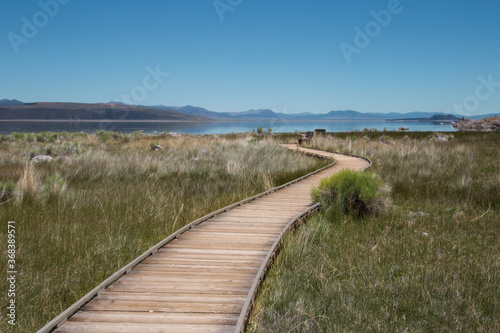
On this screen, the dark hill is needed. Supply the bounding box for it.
[388,114,459,123]
[0,102,208,121]
[428,114,460,122]
[166,105,227,120]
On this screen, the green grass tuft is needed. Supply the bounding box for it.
[312,169,389,218]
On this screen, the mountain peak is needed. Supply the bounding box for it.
[0,99,24,106]
[107,101,129,106]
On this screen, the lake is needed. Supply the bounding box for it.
[0,120,456,135]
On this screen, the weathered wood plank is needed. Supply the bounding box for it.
[70,311,239,325]
[56,322,235,333]
[82,299,243,313]
[97,292,246,303]
[105,283,250,295]
[165,242,271,251]
[143,256,262,264]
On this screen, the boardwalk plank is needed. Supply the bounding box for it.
[70,311,239,325]
[98,292,247,302]
[56,322,235,333]
[82,299,242,313]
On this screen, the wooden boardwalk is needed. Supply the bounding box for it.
[42,145,370,333]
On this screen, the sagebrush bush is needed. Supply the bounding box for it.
[312,169,390,218]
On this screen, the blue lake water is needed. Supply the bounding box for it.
[0,120,456,135]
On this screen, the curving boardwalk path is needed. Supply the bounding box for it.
[43,145,369,333]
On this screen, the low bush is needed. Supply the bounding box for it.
[311,169,389,218]
[149,141,159,150]
[36,134,48,142]
[12,132,26,140]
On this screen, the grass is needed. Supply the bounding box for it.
[0,131,328,332]
[248,132,500,332]
[311,169,390,219]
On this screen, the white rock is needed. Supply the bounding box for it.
[31,155,53,163]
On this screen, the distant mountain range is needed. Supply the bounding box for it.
[0,99,497,122]
[146,104,496,122]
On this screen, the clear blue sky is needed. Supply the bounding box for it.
[1,0,499,115]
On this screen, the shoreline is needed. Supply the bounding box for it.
[0,119,457,134]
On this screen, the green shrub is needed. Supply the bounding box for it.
[26,133,36,142]
[110,131,122,139]
[36,134,48,142]
[12,132,26,140]
[96,130,110,142]
[311,169,389,218]
[72,131,88,138]
[46,132,58,143]
[149,141,160,151]
[96,130,122,141]
[131,130,143,138]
